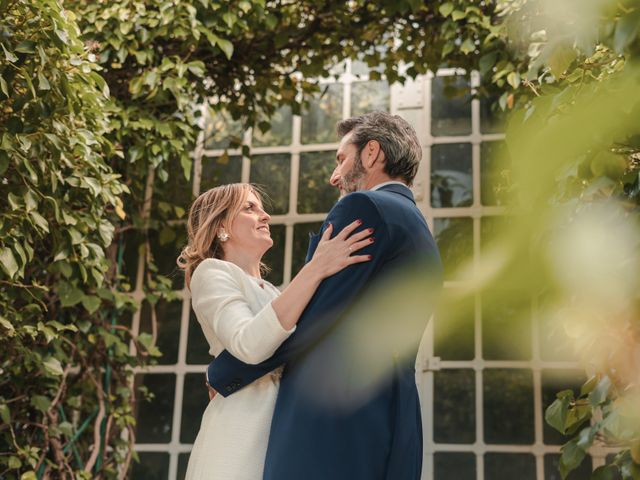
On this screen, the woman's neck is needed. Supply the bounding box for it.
[222,251,262,278]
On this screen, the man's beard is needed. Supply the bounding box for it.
[339,152,366,196]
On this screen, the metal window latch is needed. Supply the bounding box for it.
[421,356,441,372]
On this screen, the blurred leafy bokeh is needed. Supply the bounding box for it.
[2,0,640,478]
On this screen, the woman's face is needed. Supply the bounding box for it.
[224,191,273,257]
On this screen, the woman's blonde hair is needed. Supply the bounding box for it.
[177,183,263,288]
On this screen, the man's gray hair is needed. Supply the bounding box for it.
[336,111,422,186]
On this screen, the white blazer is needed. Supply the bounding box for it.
[189,258,295,364]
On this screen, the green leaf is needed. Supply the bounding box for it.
[548,44,576,79]
[54,29,69,44]
[43,357,64,376]
[8,455,21,469]
[30,395,51,413]
[38,72,51,90]
[592,465,620,480]
[0,74,8,97]
[15,40,36,54]
[439,3,454,17]
[580,375,598,396]
[0,247,19,278]
[0,403,10,423]
[222,11,236,28]
[216,37,234,59]
[479,51,498,75]
[187,61,205,77]
[82,295,101,314]
[59,421,74,437]
[58,282,84,307]
[1,43,18,62]
[0,316,15,337]
[507,71,520,89]
[545,394,571,434]
[451,10,466,21]
[560,438,586,477]
[0,150,8,175]
[589,375,611,407]
[21,472,36,480]
[29,211,50,233]
[460,38,475,55]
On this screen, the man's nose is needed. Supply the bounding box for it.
[330,168,341,186]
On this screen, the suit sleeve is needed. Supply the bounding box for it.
[191,260,295,365]
[207,192,389,397]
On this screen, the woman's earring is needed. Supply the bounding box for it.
[218,230,230,242]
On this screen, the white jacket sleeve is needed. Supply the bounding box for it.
[190,260,295,365]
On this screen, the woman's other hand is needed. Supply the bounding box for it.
[310,220,374,279]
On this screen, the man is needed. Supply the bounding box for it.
[207,111,442,479]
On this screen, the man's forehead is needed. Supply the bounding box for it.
[336,132,356,157]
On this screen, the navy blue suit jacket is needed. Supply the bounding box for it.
[207,183,442,480]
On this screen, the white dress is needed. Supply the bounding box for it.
[185,258,294,480]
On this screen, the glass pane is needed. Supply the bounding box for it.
[263,224,285,286]
[252,106,293,147]
[395,108,422,139]
[134,373,175,443]
[542,369,587,445]
[485,453,536,480]
[301,83,343,144]
[199,154,242,193]
[483,369,534,444]
[130,452,169,480]
[482,288,532,361]
[351,59,372,77]
[434,291,474,360]
[434,369,476,444]
[181,373,211,443]
[434,217,473,281]
[434,453,476,480]
[545,454,592,480]
[432,76,472,136]
[298,151,339,213]
[203,110,243,150]
[480,94,507,134]
[292,222,323,276]
[249,154,290,215]
[152,155,194,221]
[139,299,182,365]
[148,224,187,290]
[431,143,473,208]
[481,141,510,206]
[351,80,390,116]
[186,309,211,365]
[178,453,190,480]
[121,229,144,288]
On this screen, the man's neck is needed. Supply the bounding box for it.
[362,174,405,190]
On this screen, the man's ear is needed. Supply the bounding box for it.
[363,140,382,168]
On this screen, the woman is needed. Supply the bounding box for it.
[177,183,373,480]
